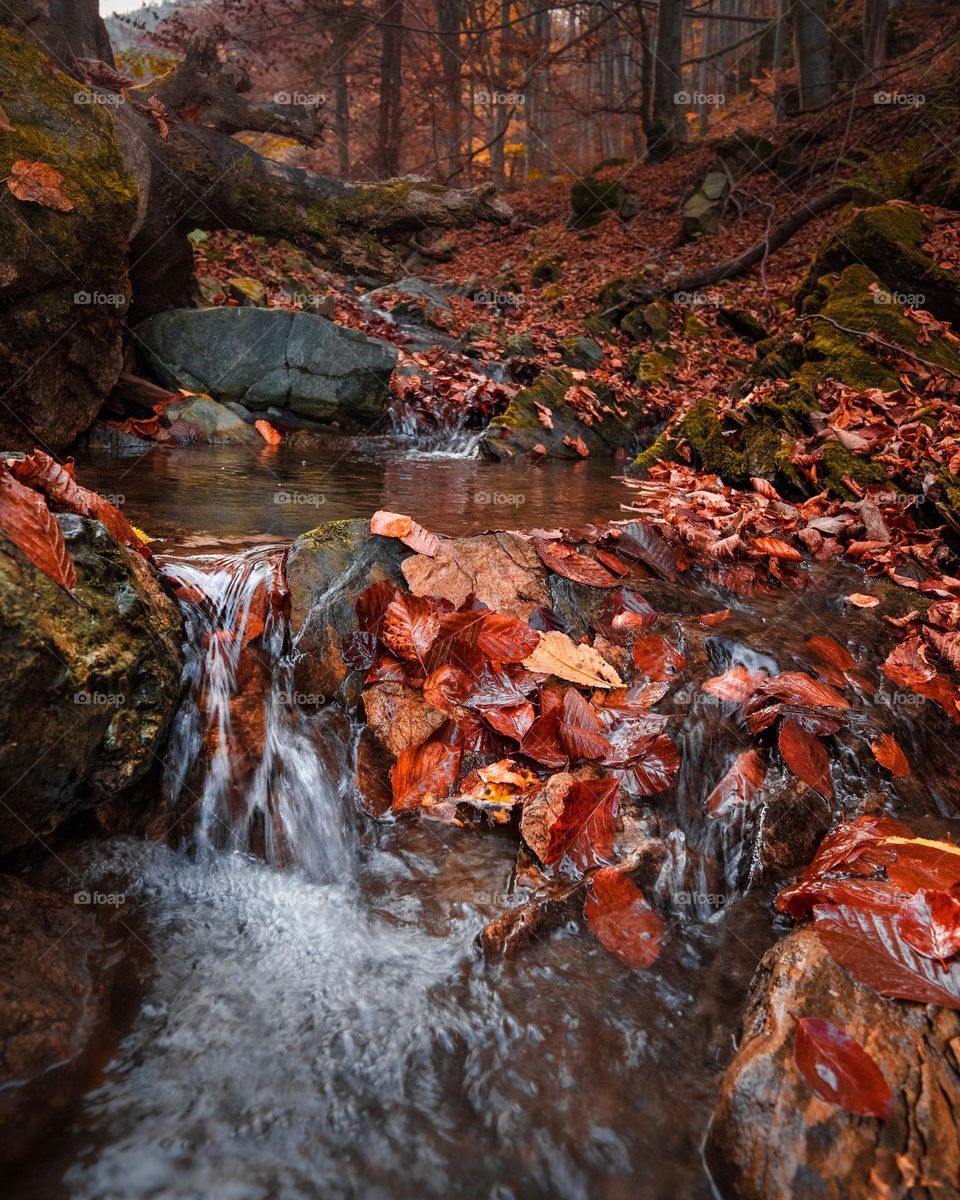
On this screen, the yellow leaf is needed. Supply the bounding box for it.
[522,630,623,689]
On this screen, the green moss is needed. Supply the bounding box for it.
[818,442,887,497]
[530,255,562,286]
[570,179,638,227]
[630,347,679,386]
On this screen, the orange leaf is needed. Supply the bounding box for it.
[870,733,910,777]
[6,159,74,212]
[0,465,75,589]
[255,419,282,445]
[779,716,833,798]
[585,867,663,968]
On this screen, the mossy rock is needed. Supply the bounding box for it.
[479,368,655,461]
[718,307,768,343]
[570,179,639,228]
[680,170,728,242]
[621,299,672,344]
[0,30,139,450]
[0,515,182,853]
[504,332,537,358]
[630,347,680,387]
[530,255,563,286]
[795,203,960,326]
[558,335,603,369]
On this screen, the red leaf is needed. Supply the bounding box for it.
[699,609,730,626]
[761,672,850,710]
[355,581,397,635]
[0,466,75,589]
[10,450,148,555]
[706,749,766,815]
[519,711,568,768]
[592,589,658,644]
[615,521,678,580]
[479,701,535,741]
[390,723,463,812]
[533,537,621,588]
[924,628,960,673]
[806,634,857,674]
[255,419,282,445]
[899,889,960,962]
[544,777,620,870]
[776,877,909,921]
[618,733,680,795]
[870,733,909,777]
[797,815,915,881]
[423,664,474,710]
[558,688,613,762]
[382,594,441,664]
[631,633,686,682]
[749,536,803,562]
[585,867,664,968]
[370,509,440,557]
[793,1017,892,1119]
[814,903,960,1010]
[881,637,936,689]
[779,716,833,798]
[702,665,767,703]
[431,608,539,664]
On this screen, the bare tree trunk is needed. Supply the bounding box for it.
[375,0,404,176]
[332,51,351,177]
[650,0,685,159]
[794,0,832,110]
[434,0,464,179]
[862,0,888,73]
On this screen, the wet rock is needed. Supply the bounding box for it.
[0,30,138,451]
[0,876,124,1164]
[719,307,769,343]
[706,926,960,1199]
[479,367,656,460]
[161,393,262,444]
[0,516,183,854]
[369,276,452,325]
[138,307,397,427]
[680,169,728,242]
[478,882,585,958]
[530,255,563,286]
[558,334,604,369]
[287,519,407,706]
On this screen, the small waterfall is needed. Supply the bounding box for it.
[387,396,481,457]
[157,547,354,881]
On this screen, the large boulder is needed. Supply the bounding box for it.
[706,927,960,1199]
[137,307,398,427]
[0,30,139,451]
[0,515,183,854]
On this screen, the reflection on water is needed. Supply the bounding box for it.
[71,442,631,546]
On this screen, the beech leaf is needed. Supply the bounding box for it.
[6,159,74,212]
[793,1016,892,1119]
[522,630,623,689]
[585,867,664,968]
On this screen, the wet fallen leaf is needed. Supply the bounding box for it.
[544,776,620,870]
[0,465,75,589]
[706,749,766,815]
[255,419,282,444]
[370,509,440,556]
[390,723,463,812]
[870,733,910,777]
[533,537,621,588]
[631,632,686,682]
[779,716,833,798]
[899,889,960,963]
[702,665,767,702]
[522,630,623,688]
[5,159,74,211]
[585,867,663,968]
[792,1016,892,1119]
[847,593,879,608]
[382,593,442,664]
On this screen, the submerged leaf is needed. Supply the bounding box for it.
[585,867,663,968]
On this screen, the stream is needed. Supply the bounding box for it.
[11,442,957,1199]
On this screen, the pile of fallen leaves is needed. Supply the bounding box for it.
[0,450,151,589]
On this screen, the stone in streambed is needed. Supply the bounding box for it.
[706,926,960,1199]
[161,393,261,444]
[137,307,397,428]
[0,516,182,854]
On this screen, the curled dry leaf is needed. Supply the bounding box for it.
[522,630,623,689]
[0,465,76,589]
[255,419,282,445]
[871,732,910,777]
[792,1016,892,1119]
[369,509,440,557]
[847,593,879,608]
[585,867,664,969]
[5,159,74,212]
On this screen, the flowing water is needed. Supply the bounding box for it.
[12,445,960,1199]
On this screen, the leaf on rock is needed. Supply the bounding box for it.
[522,630,623,689]
[544,777,620,870]
[793,1016,892,1119]
[814,903,960,1011]
[592,589,658,645]
[5,160,74,212]
[631,632,686,682]
[558,688,613,762]
[760,672,850,710]
[255,419,282,445]
[617,734,680,795]
[779,716,833,798]
[369,509,440,557]
[899,889,960,962]
[847,593,879,608]
[870,733,910,777]
[533,537,621,588]
[585,867,664,968]
[749,536,803,562]
[706,749,766,816]
[0,466,75,589]
[382,593,441,664]
[390,723,463,812]
[615,521,678,580]
[479,701,535,741]
[881,637,936,689]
